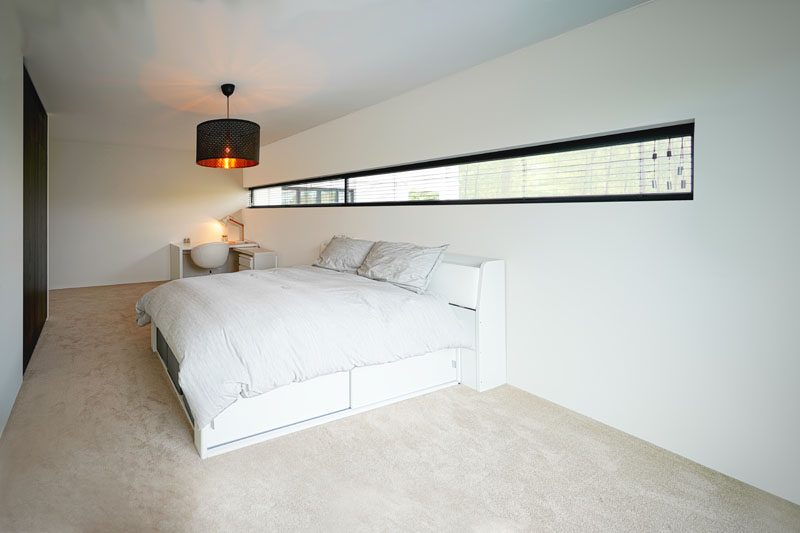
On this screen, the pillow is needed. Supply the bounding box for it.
[357,241,448,293]
[314,235,375,273]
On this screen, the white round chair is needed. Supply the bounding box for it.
[190,242,229,274]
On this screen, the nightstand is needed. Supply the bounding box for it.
[234,247,277,271]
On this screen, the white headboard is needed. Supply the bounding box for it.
[318,241,498,309]
[430,254,501,310]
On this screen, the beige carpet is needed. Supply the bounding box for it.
[0,283,798,532]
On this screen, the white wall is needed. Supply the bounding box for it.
[244,0,800,504]
[0,0,24,435]
[49,140,247,289]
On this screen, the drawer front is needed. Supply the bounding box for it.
[350,349,458,408]
[204,372,350,447]
[238,254,253,269]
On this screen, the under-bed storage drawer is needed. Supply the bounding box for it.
[350,350,458,409]
[156,328,181,393]
[203,371,350,449]
[156,329,168,365]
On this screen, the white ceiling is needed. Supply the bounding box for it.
[15,0,647,151]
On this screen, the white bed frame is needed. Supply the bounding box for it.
[150,253,506,458]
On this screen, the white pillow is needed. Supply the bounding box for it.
[314,235,375,273]
[357,241,448,293]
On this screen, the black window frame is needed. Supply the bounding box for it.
[249,122,694,208]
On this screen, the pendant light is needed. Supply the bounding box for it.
[196,83,260,169]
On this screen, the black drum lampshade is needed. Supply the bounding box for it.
[196,83,260,169]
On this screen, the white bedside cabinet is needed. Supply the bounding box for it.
[428,254,506,392]
[235,248,278,271]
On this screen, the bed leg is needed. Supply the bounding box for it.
[195,425,208,459]
[457,348,463,384]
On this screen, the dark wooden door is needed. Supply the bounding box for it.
[23,66,48,373]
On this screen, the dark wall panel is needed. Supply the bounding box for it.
[23,66,47,373]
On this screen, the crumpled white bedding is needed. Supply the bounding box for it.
[136,266,471,428]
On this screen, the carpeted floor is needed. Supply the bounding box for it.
[0,283,798,532]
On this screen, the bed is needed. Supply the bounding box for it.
[136,253,505,458]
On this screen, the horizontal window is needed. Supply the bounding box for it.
[251,178,348,207]
[250,123,693,207]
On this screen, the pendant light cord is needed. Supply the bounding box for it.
[226,95,230,119]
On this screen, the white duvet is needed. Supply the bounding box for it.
[136,266,471,428]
